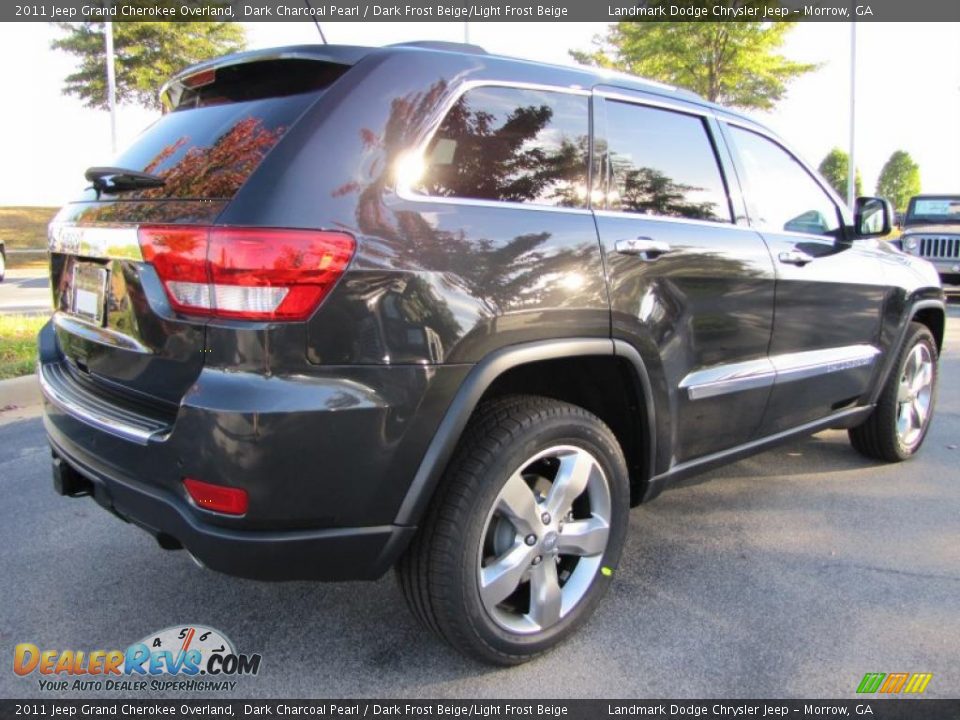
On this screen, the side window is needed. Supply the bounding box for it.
[727,125,842,238]
[414,86,589,208]
[602,100,732,222]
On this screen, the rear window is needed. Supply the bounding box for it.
[79,60,348,202]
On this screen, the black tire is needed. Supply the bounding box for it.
[0,249,6,282]
[397,394,630,665]
[849,322,938,462]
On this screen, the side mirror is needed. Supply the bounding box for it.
[854,196,894,237]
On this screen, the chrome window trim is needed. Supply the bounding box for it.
[48,223,143,262]
[392,193,595,215]
[394,79,592,214]
[591,209,759,233]
[681,344,881,401]
[595,88,717,120]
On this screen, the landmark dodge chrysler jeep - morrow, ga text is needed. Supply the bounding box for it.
[40,42,944,664]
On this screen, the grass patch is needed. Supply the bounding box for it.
[0,206,58,249]
[1,206,56,270]
[0,314,46,380]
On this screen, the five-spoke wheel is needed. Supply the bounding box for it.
[850,322,939,462]
[895,342,934,449]
[479,445,611,634]
[398,395,629,665]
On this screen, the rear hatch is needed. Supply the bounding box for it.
[47,53,355,411]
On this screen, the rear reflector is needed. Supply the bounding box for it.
[139,226,355,321]
[183,478,249,516]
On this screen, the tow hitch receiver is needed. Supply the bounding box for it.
[51,454,92,497]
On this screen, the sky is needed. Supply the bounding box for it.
[0,20,957,207]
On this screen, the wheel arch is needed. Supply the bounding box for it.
[394,339,657,526]
[911,303,945,354]
[868,297,946,406]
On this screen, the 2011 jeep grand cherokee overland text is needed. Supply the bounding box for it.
[39,42,945,665]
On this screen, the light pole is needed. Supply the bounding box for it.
[847,21,857,209]
[105,20,117,154]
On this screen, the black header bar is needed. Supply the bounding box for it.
[2,699,959,719]
[7,0,960,22]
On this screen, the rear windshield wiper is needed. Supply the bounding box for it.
[85,166,166,195]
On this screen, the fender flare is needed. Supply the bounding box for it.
[867,296,946,406]
[393,338,657,526]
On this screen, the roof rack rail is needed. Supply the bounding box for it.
[389,41,488,55]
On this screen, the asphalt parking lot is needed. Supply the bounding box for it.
[0,269,50,315]
[1,304,958,700]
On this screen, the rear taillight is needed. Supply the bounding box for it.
[138,226,355,321]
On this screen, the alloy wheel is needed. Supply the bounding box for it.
[477,445,611,634]
[896,343,934,449]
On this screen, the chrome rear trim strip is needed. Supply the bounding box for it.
[681,344,880,401]
[48,223,143,261]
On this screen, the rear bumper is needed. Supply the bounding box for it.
[45,419,415,581]
[37,323,468,581]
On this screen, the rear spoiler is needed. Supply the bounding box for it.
[159,44,372,110]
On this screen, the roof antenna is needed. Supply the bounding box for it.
[302,0,327,43]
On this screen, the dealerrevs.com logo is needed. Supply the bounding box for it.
[13,625,262,693]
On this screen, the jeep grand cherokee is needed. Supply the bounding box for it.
[39,42,945,665]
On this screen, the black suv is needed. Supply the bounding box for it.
[40,42,944,665]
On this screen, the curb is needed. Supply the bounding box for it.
[0,373,41,409]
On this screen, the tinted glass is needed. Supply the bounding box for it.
[166,59,348,110]
[603,101,731,222]
[415,86,590,208]
[80,91,320,201]
[728,126,841,238]
[907,197,960,223]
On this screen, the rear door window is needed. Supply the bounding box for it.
[413,86,590,208]
[600,100,732,223]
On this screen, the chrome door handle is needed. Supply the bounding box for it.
[778,250,815,266]
[615,237,672,259]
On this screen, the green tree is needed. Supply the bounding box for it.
[818,148,862,199]
[876,150,921,212]
[570,13,817,110]
[51,20,245,111]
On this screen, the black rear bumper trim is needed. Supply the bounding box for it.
[47,432,416,582]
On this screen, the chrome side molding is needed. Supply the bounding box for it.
[679,357,775,401]
[681,344,881,401]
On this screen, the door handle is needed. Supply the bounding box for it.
[615,237,672,260]
[778,249,815,266]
